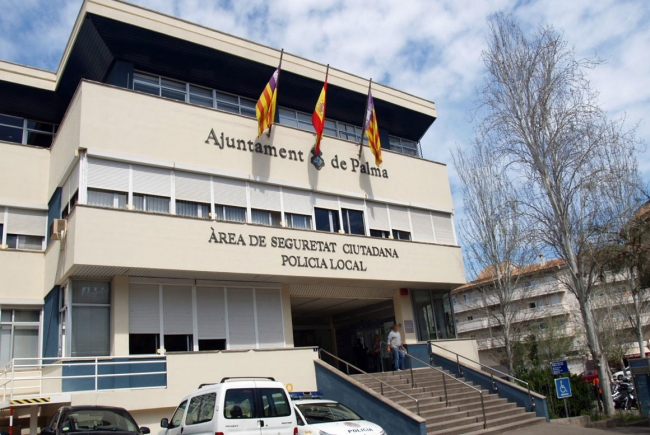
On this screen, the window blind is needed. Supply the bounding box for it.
[129,284,160,334]
[338,196,364,211]
[366,202,389,230]
[196,287,226,339]
[249,182,281,211]
[162,285,193,335]
[213,177,247,207]
[312,193,338,209]
[132,164,172,197]
[388,205,410,231]
[87,158,129,192]
[432,212,456,245]
[226,288,256,349]
[175,171,211,203]
[410,209,435,243]
[7,208,46,236]
[282,188,312,215]
[255,289,284,348]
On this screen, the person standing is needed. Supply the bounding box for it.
[387,324,406,371]
[370,334,382,372]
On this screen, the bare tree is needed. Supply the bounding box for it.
[476,13,644,415]
[536,314,577,364]
[454,139,538,375]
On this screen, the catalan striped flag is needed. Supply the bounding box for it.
[256,54,283,137]
[312,66,329,154]
[363,90,382,166]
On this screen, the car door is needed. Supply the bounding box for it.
[222,384,262,434]
[181,392,217,435]
[257,385,295,435]
[293,406,310,435]
[161,400,187,435]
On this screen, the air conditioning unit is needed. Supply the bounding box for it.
[50,219,67,240]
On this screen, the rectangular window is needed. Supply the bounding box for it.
[463,294,469,302]
[370,229,390,238]
[198,339,226,351]
[6,234,43,250]
[0,309,41,366]
[164,334,192,352]
[392,229,411,240]
[286,213,312,230]
[133,194,170,213]
[259,388,291,417]
[224,388,257,419]
[314,208,340,232]
[216,92,256,117]
[87,188,127,209]
[342,208,365,235]
[467,315,474,321]
[0,114,56,148]
[529,302,537,309]
[161,78,186,101]
[71,280,110,357]
[176,200,210,219]
[129,334,159,355]
[251,209,281,226]
[186,393,217,425]
[215,204,247,223]
[133,72,160,96]
[388,136,419,156]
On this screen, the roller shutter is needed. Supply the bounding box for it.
[366,202,389,231]
[87,158,129,192]
[61,162,80,211]
[7,208,46,236]
[249,182,281,211]
[432,212,456,245]
[213,177,247,207]
[196,287,226,339]
[162,285,193,334]
[226,288,256,349]
[129,284,160,334]
[282,188,312,215]
[339,196,364,210]
[132,164,172,197]
[389,205,410,231]
[255,289,284,348]
[313,193,338,209]
[411,209,435,243]
[175,171,211,202]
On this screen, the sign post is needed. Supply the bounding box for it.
[552,360,571,418]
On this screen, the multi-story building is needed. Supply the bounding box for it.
[453,258,650,373]
[0,0,467,431]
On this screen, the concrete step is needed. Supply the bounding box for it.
[422,401,517,422]
[456,416,546,435]
[428,413,543,435]
[378,382,471,398]
[397,393,501,412]
[427,407,527,431]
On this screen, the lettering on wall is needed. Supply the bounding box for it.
[205,128,389,179]
[208,226,399,273]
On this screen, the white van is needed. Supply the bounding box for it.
[159,377,297,435]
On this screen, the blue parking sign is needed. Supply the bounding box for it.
[555,377,572,399]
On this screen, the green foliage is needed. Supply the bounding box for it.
[518,367,596,419]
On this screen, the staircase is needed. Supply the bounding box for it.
[351,369,545,435]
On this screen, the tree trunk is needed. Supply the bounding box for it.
[633,292,646,358]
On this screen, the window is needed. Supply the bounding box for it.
[251,209,281,226]
[467,315,474,321]
[392,229,411,240]
[314,208,340,232]
[186,393,216,425]
[176,200,210,219]
[452,298,457,305]
[129,334,159,355]
[87,189,127,209]
[388,136,420,157]
[5,234,43,250]
[216,92,256,117]
[463,294,469,302]
[164,334,193,352]
[342,209,365,235]
[411,290,455,341]
[276,108,368,144]
[198,339,226,351]
[259,388,291,417]
[189,85,213,107]
[70,280,110,357]
[0,309,41,366]
[224,388,257,419]
[0,114,57,148]
[285,213,312,229]
[214,204,247,223]
[169,400,187,428]
[133,193,170,213]
[529,302,537,309]
[370,229,390,238]
[539,323,548,330]
[278,108,314,132]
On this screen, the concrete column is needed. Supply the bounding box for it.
[29,405,38,435]
[393,289,417,344]
[111,276,130,355]
[281,285,294,347]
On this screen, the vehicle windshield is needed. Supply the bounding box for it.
[60,409,139,432]
[296,402,362,424]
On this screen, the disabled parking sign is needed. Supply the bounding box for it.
[555,377,572,399]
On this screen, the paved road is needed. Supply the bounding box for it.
[501,422,650,435]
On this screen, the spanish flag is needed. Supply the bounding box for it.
[312,66,329,154]
[363,90,382,166]
[256,53,283,137]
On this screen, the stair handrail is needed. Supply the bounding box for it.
[317,348,420,416]
[428,340,535,411]
[382,342,487,429]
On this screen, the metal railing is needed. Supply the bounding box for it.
[428,341,535,411]
[382,342,487,429]
[317,349,420,415]
[0,356,167,401]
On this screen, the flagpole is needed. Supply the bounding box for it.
[358,78,372,159]
[267,48,284,138]
[318,63,330,148]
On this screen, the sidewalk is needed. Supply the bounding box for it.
[501,422,649,435]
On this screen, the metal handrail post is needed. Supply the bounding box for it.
[456,354,462,376]
[491,372,497,392]
[480,392,487,429]
[94,358,98,391]
[409,355,415,387]
[10,361,15,400]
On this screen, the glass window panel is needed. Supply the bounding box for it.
[71,306,110,357]
[370,229,390,238]
[170,401,187,428]
[215,92,238,104]
[342,209,365,235]
[240,98,255,109]
[116,192,127,209]
[240,107,256,118]
[297,122,313,132]
[1,311,12,322]
[392,229,411,240]
[323,127,337,137]
[251,209,270,225]
[25,120,53,132]
[129,334,158,355]
[296,112,311,122]
[161,89,186,101]
[133,194,144,211]
[278,117,297,128]
[14,311,40,323]
[133,73,159,86]
[146,195,170,213]
[278,108,296,118]
[25,131,54,147]
[133,82,160,96]
[0,326,10,366]
[287,214,311,229]
[88,189,115,208]
[73,280,110,304]
[259,388,291,417]
[17,235,43,250]
[223,206,246,222]
[0,114,23,127]
[176,200,199,217]
[189,85,213,98]
[217,103,239,114]
[161,79,186,92]
[224,388,257,419]
[13,327,38,361]
[5,234,17,249]
[314,208,340,232]
[0,125,23,144]
[189,95,213,107]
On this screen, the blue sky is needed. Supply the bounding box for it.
[1,0,649,267]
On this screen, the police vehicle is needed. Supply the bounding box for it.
[290,392,387,435]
